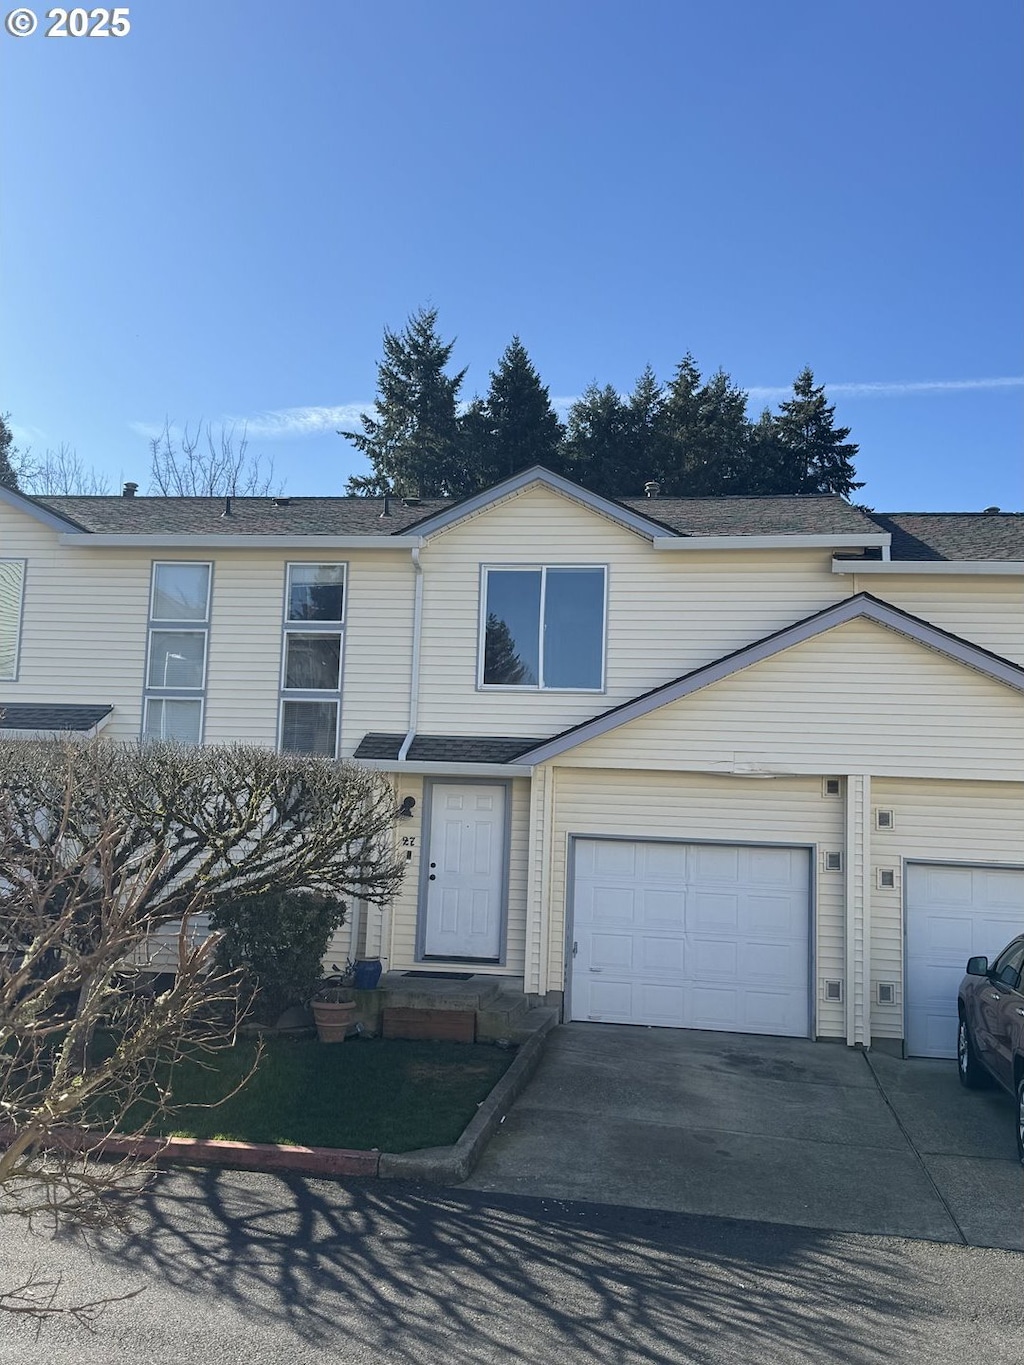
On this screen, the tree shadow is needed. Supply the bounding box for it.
[86,1168,941,1362]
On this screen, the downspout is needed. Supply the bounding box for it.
[398,547,423,762]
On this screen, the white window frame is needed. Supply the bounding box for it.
[477,563,608,693]
[284,561,346,625]
[142,696,205,745]
[277,563,347,760]
[0,558,27,683]
[150,560,213,623]
[146,629,209,692]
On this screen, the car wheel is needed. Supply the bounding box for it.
[957,1015,989,1090]
[1017,1077,1024,1166]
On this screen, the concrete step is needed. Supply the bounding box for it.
[476,993,531,1042]
[377,972,506,1012]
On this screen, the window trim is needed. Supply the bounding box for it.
[142,695,205,745]
[277,697,341,760]
[280,630,344,693]
[146,629,210,692]
[149,560,213,623]
[477,563,608,693]
[283,561,347,626]
[0,558,27,683]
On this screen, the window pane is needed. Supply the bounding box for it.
[483,571,540,686]
[0,560,24,680]
[144,698,201,744]
[148,631,207,689]
[281,700,338,756]
[284,633,342,690]
[543,568,605,689]
[153,563,210,621]
[287,564,345,622]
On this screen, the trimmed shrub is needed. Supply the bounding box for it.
[212,891,346,1023]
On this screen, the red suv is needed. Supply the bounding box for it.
[957,933,1024,1163]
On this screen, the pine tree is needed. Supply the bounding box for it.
[774,367,862,497]
[0,412,21,490]
[464,337,563,487]
[561,384,632,499]
[343,308,466,498]
[660,357,750,495]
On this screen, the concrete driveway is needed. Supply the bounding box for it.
[464,1024,1024,1250]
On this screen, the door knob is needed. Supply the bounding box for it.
[428,874,436,881]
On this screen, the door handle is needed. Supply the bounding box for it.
[1016,1008,1024,1018]
[589,967,603,974]
[988,992,1002,1001]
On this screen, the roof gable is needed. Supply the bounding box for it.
[0,485,87,533]
[517,593,1024,764]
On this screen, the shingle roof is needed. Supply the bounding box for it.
[869,513,1024,562]
[354,733,545,764]
[35,495,448,536]
[0,703,113,732]
[617,494,882,537]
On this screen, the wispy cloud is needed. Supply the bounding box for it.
[129,404,373,444]
[747,376,1024,402]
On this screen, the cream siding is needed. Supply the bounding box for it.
[542,768,848,1038]
[868,778,1024,1042]
[414,484,850,738]
[849,572,1024,665]
[553,619,1024,781]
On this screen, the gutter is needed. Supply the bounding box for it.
[357,759,535,778]
[832,559,1024,576]
[397,548,424,762]
[652,533,891,552]
[56,533,426,550]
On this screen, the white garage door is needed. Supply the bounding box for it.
[905,863,1024,1058]
[570,838,811,1037]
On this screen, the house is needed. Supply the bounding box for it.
[2,467,1022,1058]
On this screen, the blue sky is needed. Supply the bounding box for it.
[1,0,1021,510]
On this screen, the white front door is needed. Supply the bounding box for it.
[570,838,811,1036]
[422,783,506,960]
[905,863,1024,1058]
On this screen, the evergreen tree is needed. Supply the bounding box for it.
[463,336,563,487]
[0,412,21,490]
[561,384,632,499]
[774,367,862,497]
[343,308,467,498]
[659,357,750,495]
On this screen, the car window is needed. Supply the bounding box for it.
[992,943,1024,990]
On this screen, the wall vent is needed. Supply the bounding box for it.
[874,808,895,831]
[877,982,897,1006]
[876,867,897,890]
[823,979,844,1003]
[823,850,843,872]
[822,777,841,797]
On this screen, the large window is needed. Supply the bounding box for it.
[142,561,212,745]
[279,563,346,757]
[480,566,606,691]
[0,559,25,681]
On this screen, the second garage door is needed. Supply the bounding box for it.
[570,838,811,1036]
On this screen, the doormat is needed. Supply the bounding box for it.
[401,971,474,980]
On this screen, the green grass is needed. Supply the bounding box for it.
[119,1035,514,1152]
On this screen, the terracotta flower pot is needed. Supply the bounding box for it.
[312,997,357,1043]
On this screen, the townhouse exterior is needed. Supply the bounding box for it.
[2,468,1022,1060]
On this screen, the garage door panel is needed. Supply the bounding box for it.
[905,863,1024,1058]
[590,886,638,926]
[571,838,810,1037]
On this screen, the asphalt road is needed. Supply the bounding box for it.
[1,1170,1021,1364]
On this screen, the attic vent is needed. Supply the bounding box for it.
[876,867,897,891]
[983,506,1000,514]
[823,851,843,873]
[273,496,291,507]
[874,808,895,831]
[822,979,844,1003]
[823,777,841,798]
[877,982,897,1006]
[643,480,661,498]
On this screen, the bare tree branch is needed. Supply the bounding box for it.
[148,420,281,496]
[12,443,111,496]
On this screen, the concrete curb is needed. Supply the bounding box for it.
[1,1011,558,1185]
[379,1007,559,1183]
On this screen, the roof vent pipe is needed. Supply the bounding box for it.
[380,493,393,518]
[644,481,661,498]
[983,506,1001,514]
[221,496,232,517]
[122,481,138,498]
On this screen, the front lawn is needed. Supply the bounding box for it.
[118,1035,514,1153]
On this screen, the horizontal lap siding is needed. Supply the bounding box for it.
[562,620,1024,781]
[415,485,847,738]
[869,778,1024,1040]
[851,574,1024,666]
[546,768,847,1037]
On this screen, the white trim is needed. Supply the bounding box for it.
[0,485,86,532]
[355,758,535,777]
[57,533,425,549]
[478,563,608,692]
[280,631,344,691]
[653,533,891,552]
[832,558,1024,575]
[142,695,205,745]
[278,697,341,760]
[398,547,424,763]
[0,558,27,682]
[283,561,347,625]
[149,560,213,623]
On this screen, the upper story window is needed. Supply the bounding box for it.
[0,559,26,681]
[142,561,212,745]
[480,565,607,691]
[279,563,346,758]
